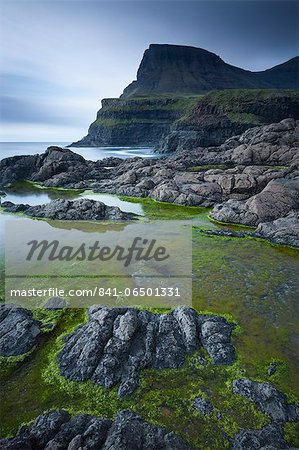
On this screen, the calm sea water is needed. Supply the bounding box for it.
[0,142,155,161]
[0,143,155,254]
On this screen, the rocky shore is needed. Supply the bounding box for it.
[1,118,298,246]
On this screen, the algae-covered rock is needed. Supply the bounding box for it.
[58,306,235,396]
[0,409,196,450]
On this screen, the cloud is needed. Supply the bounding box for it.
[1,0,298,141]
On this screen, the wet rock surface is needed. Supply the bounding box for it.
[1,198,137,221]
[58,306,235,396]
[0,304,41,357]
[0,409,195,450]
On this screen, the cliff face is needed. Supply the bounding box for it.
[72,44,299,147]
[121,44,299,99]
[72,96,199,147]
[157,90,299,152]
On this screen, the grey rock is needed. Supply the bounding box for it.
[2,198,137,221]
[232,378,299,423]
[194,395,214,415]
[267,363,278,377]
[0,304,41,356]
[232,423,288,449]
[199,317,235,364]
[0,409,195,450]
[254,216,299,247]
[211,178,299,227]
[58,306,235,396]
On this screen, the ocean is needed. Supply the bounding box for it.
[0,142,155,161]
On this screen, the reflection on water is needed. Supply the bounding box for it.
[1,180,299,391]
[2,182,144,214]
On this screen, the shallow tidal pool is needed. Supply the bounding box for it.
[0,182,298,448]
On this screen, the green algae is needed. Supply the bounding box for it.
[120,195,207,221]
[0,308,269,449]
[0,188,299,448]
[284,422,299,448]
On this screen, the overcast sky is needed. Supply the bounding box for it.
[0,0,298,142]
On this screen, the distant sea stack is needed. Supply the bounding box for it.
[71,44,299,147]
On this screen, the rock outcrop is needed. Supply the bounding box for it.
[1,198,137,221]
[0,305,40,356]
[254,215,299,247]
[232,378,299,423]
[59,306,235,396]
[210,178,299,227]
[0,146,118,188]
[233,423,289,450]
[0,409,195,450]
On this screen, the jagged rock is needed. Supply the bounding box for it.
[232,378,299,423]
[0,304,40,356]
[58,306,235,396]
[0,409,196,450]
[232,423,289,449]
[1,198,137,221]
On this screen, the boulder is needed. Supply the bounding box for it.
[0,304,41,356]
[232,423,288,450]
[210,178,299,227]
